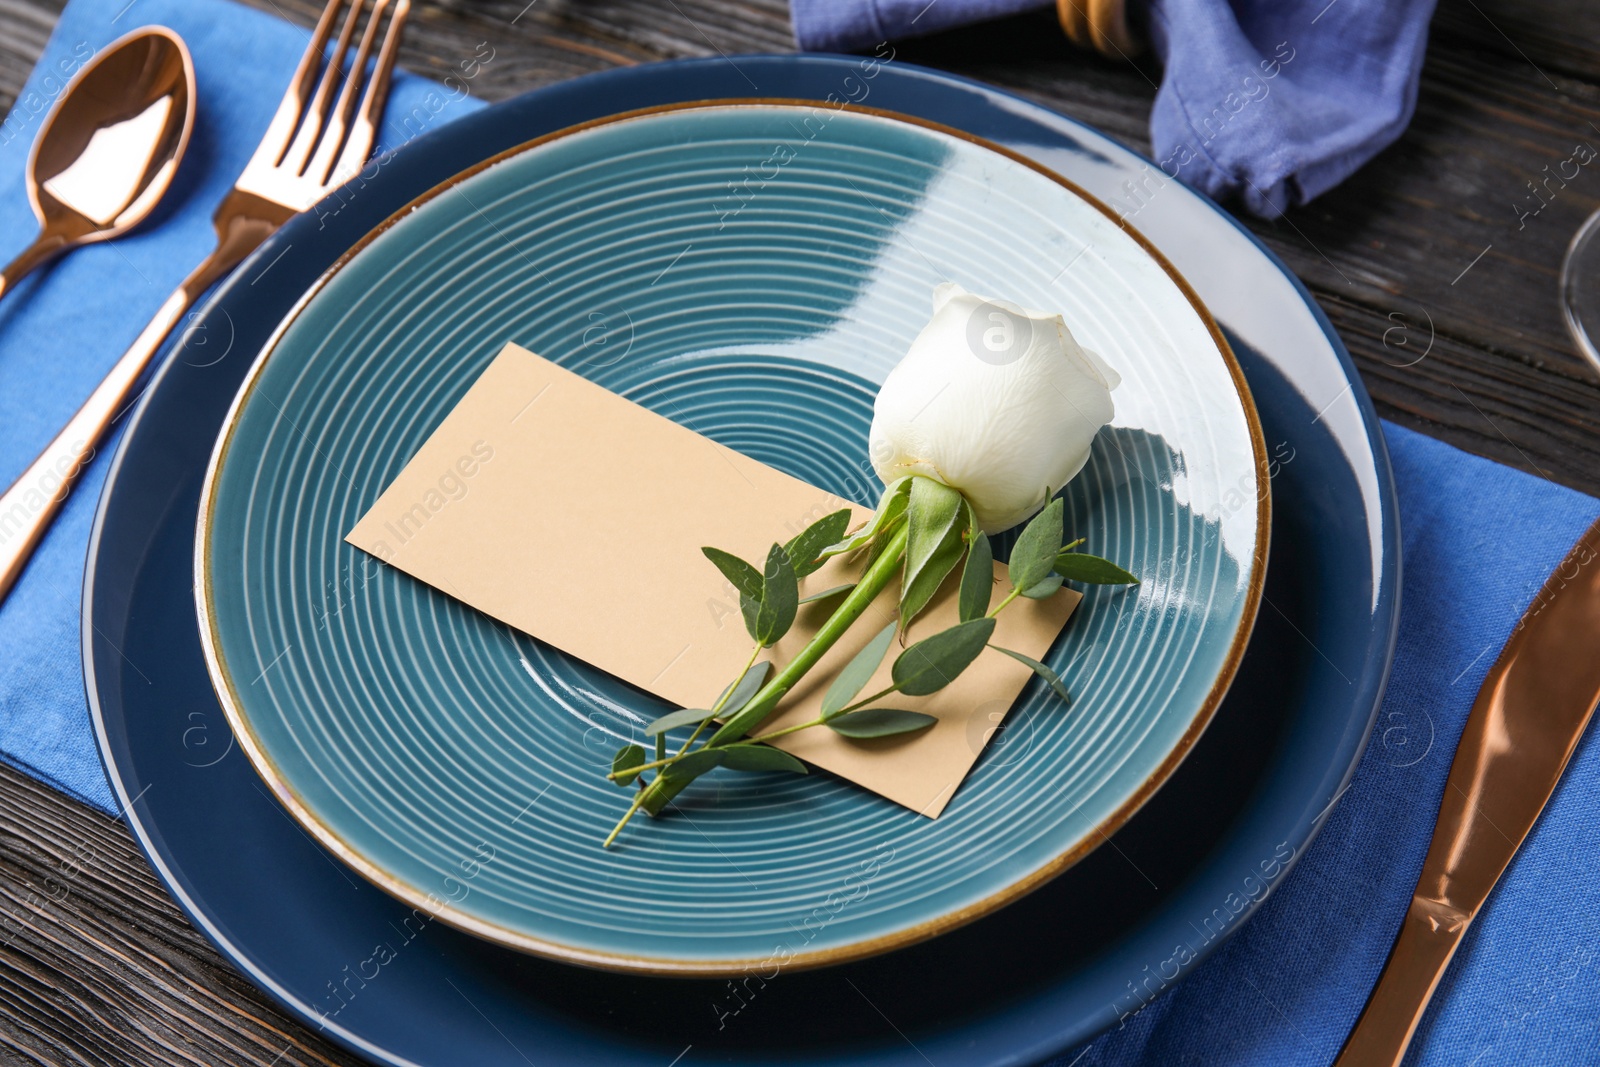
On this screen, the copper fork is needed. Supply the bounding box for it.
[0,0,410,603]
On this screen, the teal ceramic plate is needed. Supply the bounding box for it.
[196,102,1268,976]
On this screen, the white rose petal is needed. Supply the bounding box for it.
[868,282,1120,535]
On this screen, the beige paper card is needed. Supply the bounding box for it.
[347,343,1078,816]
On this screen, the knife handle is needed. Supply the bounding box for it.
[1335,517,1600,1067]
[1332,895,1470,1067]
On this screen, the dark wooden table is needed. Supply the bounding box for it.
[2,0,1598,1062]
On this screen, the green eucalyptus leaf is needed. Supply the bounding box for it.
[655,733,666,762]
[1053,551,1140,585]
[990,645,1072,702]
[959,531,994,621]
[891,617,996,696]
[822,622,898,719]
[643,707,718,736]
[720,744,808,774]
[702,547,763,599]
[717,659,774,716]
[739,592,762,642]
[784,509,853,577]
[755,543,798,646]
[1021,574,1065,599]
[611,744,646,787]
[798,582,856,605]
[658,748,725,785]
[1008,498,1064,593]
[827,708,938,739]
[819,477,912,559]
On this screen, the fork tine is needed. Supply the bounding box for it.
[333,0,410,183]
[308,0,393,186]
[250,0,346,170]
[280,0,368,175]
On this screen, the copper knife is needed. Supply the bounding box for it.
[1334,516,1600,1065]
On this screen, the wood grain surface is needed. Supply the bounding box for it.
[2,0,1599,1062]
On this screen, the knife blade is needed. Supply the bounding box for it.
[1334,516,1600,1066]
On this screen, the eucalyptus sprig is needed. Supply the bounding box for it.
[601,477,1138,846]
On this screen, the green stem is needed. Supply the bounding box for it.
[985,538,1083,621]
[621,674,906,779]
[708,519,910,746]
[836,683,900,717]
[677,643,760,755]
[740,678,905,747]
[698,675,907,750]
[988,585,1023,619]
[633,519,911,817]
[602,791,647,848]
[611,752,687,778]
[605,644,762,782]
[746,716,827,744]
[616,699,844,779]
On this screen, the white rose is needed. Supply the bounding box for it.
[868,283,1120,535]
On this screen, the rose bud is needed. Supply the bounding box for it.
[868,283,1120,534]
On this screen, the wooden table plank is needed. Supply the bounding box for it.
[0,762,363,1065]
[1,0,1599,1063]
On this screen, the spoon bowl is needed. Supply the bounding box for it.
[0,26,195,300]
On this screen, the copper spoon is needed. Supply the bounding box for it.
[0,27,196,301]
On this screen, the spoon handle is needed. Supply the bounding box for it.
[0,230,72,303]
[0,218,266,603]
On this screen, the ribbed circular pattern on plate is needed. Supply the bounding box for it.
[200,104,1264,972]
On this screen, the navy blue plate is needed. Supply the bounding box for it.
[86,56,1398,1066]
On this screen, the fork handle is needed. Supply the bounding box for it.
[0,217,267,603]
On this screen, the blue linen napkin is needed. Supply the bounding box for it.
[4,3,1600,1064]
[1048,421,1600,1066]
[792,0,1438,217]
[0,0,486,811]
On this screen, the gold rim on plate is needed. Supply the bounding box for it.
[194,99,1271,977]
